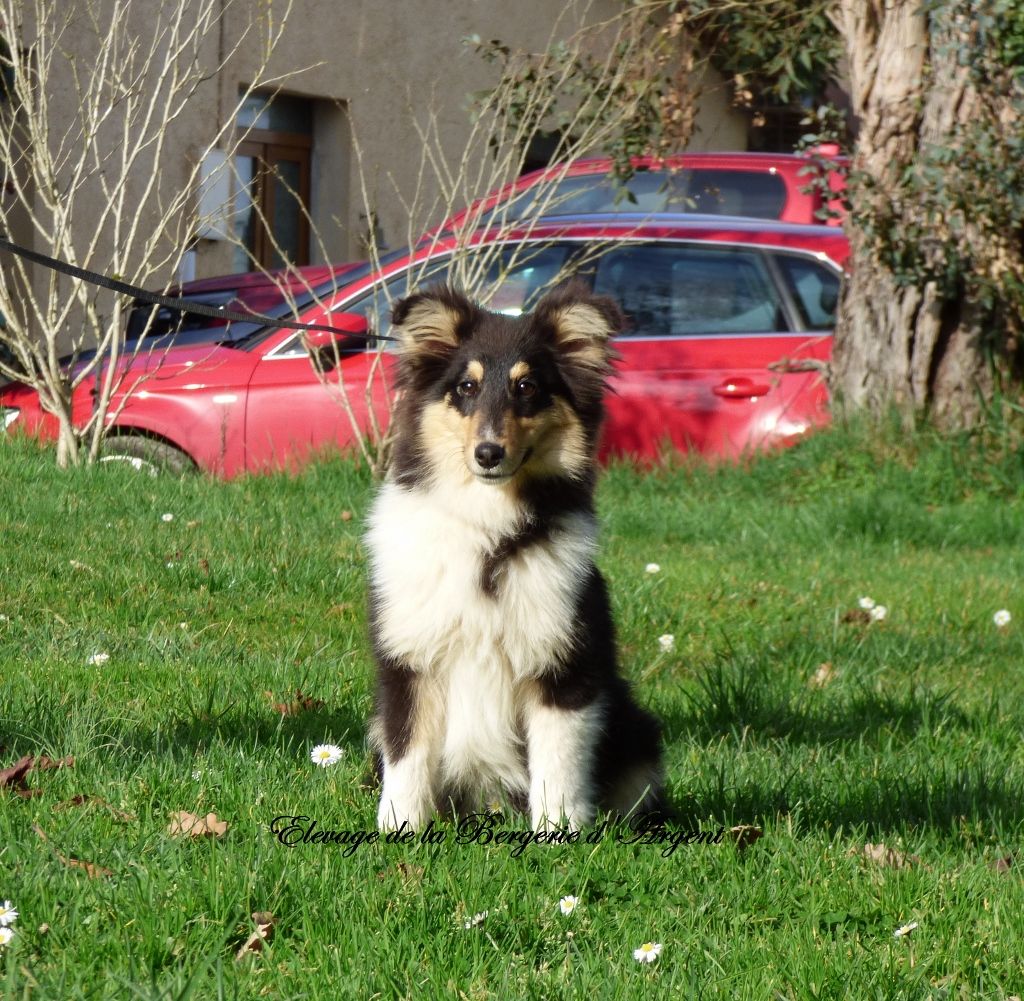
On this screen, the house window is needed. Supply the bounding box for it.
[234,92,313,271]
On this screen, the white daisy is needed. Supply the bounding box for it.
[0,926,13,947]
[645,563,661,574]
[161,513,174,522]
[658,634,675,653]
[633,941,662,963]
[0,901,17,926]
[559,895,578,916]
[994,609,1012,628]
[87,652,110,666]
[463,910,488,929]
[310,743,344,768]
[893,921,918,938]
[870,604,888,622]
[858,596,876,610]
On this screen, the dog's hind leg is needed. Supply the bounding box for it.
[594,681,665,820]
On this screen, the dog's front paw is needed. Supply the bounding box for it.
[377,796,431,833]
[531,801,593,834]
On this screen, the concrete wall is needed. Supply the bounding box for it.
[6,0,750,291]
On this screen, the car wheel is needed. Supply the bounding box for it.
[99,435,194,476]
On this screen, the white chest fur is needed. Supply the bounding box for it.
[367,479,597,798]
[367,479,596,680]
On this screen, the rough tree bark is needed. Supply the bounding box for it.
[831,0,1019,428]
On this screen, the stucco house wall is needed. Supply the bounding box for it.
[5,0,749,291]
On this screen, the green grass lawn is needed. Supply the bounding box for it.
[2,421,1024,1000]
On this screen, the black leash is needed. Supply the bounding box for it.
[0,235,395,341]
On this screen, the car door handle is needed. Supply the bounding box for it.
[712,377,771,398]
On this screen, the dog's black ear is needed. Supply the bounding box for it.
[391,285,476,361]
[531,280,624,376]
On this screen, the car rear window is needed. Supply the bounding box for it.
[485,169,788,224]
[590,243,785,337]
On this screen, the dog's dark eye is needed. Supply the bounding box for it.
[515,379,537,399]
[457,379,479,398]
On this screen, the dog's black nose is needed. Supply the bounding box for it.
[474,442,506,469]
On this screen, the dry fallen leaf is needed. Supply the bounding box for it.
[808,662,837,688]
[58,854,114,879]
[854,842,923,870]
[235,911,276,960]
[992,854,1015,874]
[54,794,136,822]
[168,810,228,838]
[35,755,75,771]
[841,609,871,625]
[32,823,112,879]
[0,755,34,792]
[340,510,353,522]
[729,825,764,851]
[1,754,74,797]
[377,861,425,883]
[265,690,325,716]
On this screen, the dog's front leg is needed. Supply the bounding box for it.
[372,659,441,832]
[525,695,603,832]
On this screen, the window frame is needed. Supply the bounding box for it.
[236,127,313,270]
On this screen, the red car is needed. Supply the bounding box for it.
[1,215,847,475]
[440,149,848,235]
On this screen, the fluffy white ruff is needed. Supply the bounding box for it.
[368,478,600,830]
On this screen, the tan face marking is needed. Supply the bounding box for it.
[466,360,484,382]
[519,398,589,479]
[509,361,531,383]
[418,398,476,485]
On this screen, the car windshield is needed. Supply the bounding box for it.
[227,247,410,350]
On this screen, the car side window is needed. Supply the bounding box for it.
[468,243,575,314]
[591,244,786,338]
[776,254,841,330]
[341,243,574,341]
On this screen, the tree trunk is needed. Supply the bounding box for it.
[54,411,80,469]
[831,0,1014,428]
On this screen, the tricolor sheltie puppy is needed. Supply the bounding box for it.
[366,282,663,832]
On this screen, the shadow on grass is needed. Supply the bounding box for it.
[0,692,369,764]
[660,659,974,747]
[659,659,1024,832]
[155,703,368,757]
[672,760,1024,834]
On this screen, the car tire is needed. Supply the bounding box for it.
[99,435,194,477]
